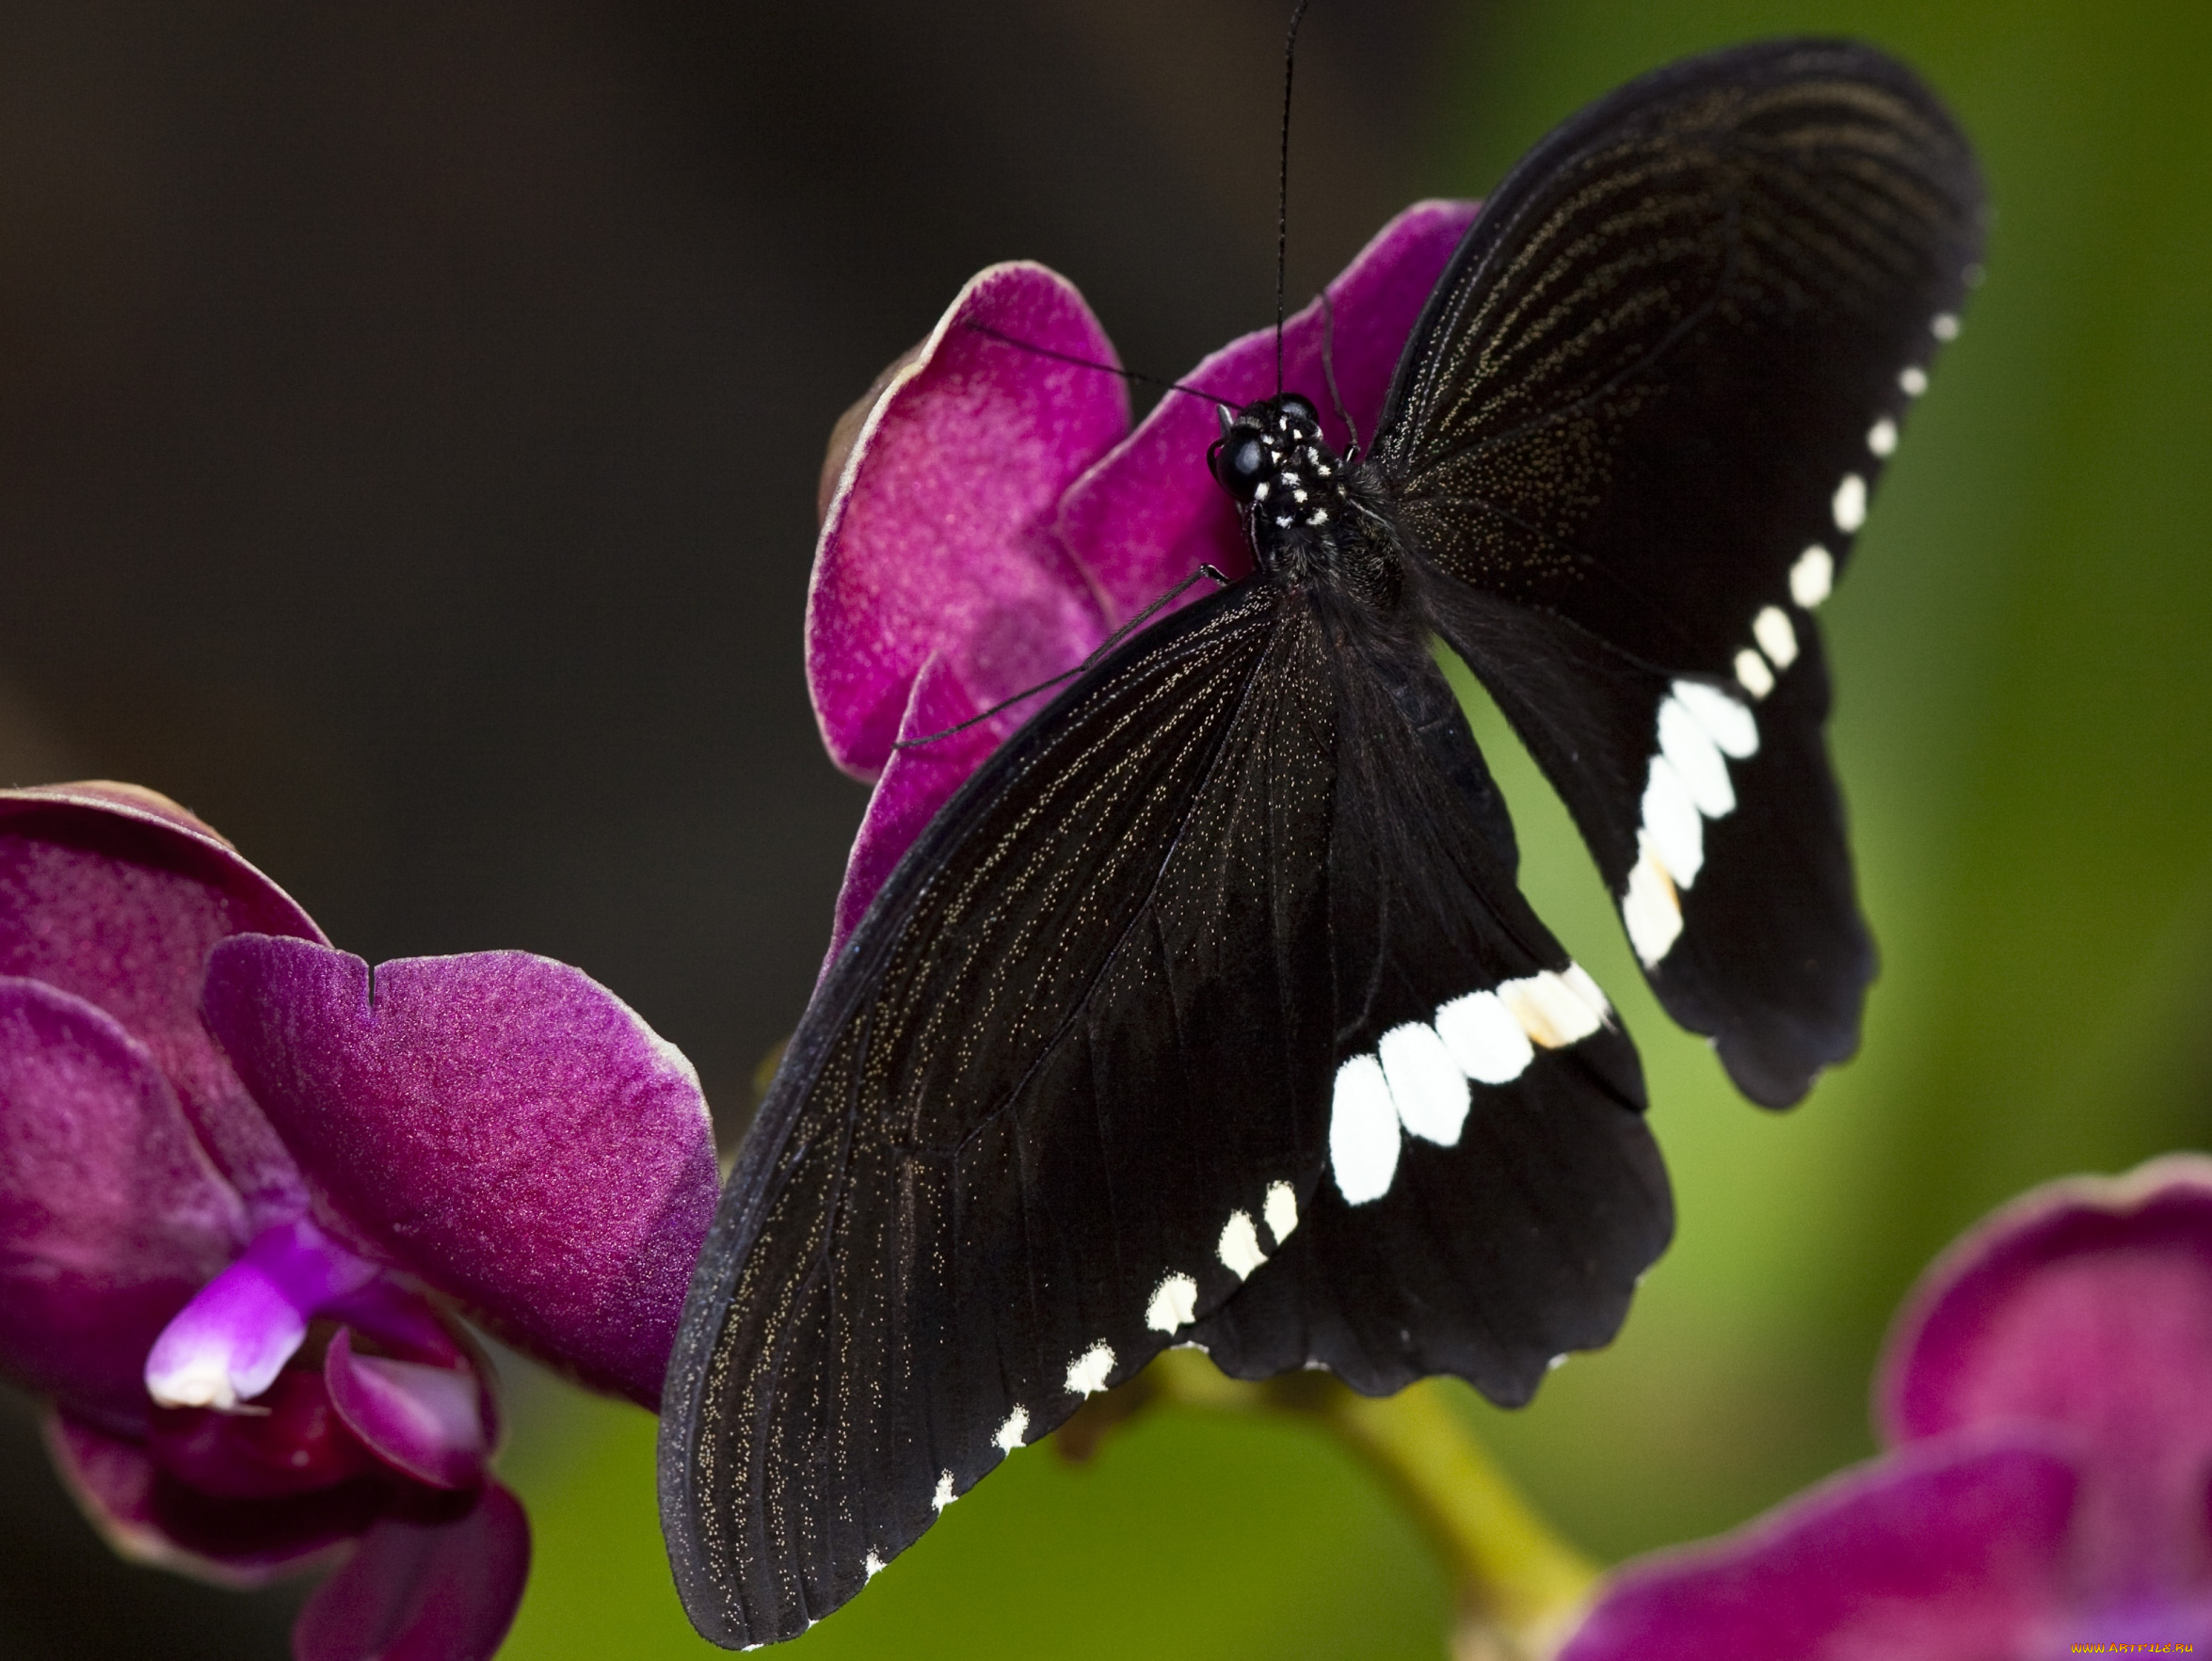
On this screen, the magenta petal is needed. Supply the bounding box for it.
[324,1329,488,1491]
[1877,1154,2212,1597]
[0,977,248,1429]
[1057,199,1478,627]
[0,785,324,1217]
[293,1481,530,1661]
[1558,1432,2077,1661]
[200,937,718,1408]
[145,1364,382,1499]
[808,261,1125,782]
[45,1408,375,1587]
[824,651,1012,964]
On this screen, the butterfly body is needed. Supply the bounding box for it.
[663,38,1985,1648]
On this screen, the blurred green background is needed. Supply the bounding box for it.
[494,1,2212,1657]
[0,0,2204,1655]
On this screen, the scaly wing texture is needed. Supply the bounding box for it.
[1374,39,1985,1102]
[661,583,1666,1646]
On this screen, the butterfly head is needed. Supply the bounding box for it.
[1211,391,1397,599]
[1210,393,1341,521]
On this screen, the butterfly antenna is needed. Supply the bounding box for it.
[1274,0,1312,393]
[1319,288,1359,454]
[894,566,1232,750]
[964,322,1233,411]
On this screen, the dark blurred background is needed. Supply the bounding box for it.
[2,0,2207,1656]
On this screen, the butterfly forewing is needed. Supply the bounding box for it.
[1377,40,1984,1101]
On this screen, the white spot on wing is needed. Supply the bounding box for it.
[864,1552,885,1579]
[1833,473,1867,534]
[931,1471,956,1511]
[1377,1023,1469,1145]
[1867,418,1898,457]
[1434,990,1532,1084]
[1672,680,1759,759]
[1640,754,1705,888]
[1498,969,1606,1049]
[1753,606,1799,670]
[1734,649,1775,699]
[1146,1272,1197,1333]
[1217,1212,1267,1280]
[1547,1353,1569,1372]
[1622,843,1684,966]
[1931,312,1960,341]
[1561,965,1611,1020]
[994,1406,1030,1453]
[1789,545,1835,609]
[1899,365,1929,397]
[1658,695,1735,819]
[1329,1054,1400,1205]
[1064,1341,1115,1397]
[1263,1182,1298,1246]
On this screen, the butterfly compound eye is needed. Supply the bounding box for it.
[1276,392,1320,427]
[1213,427,1271,499]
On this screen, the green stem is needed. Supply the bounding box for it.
[1132,1349,1598,1658]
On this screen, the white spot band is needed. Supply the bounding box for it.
[1065,1342,1115,1397]
[1329,1055,1399,1206]
[1735,649,1775,699]
[1327,965,1611,1204]
[1754,606,1799,670]
[1435,990,1532,1085]
[1146,1274,1197,1334]
[1623,842,1683,967]
[1377,1022,1469,1146]
[1833,473,1867,535]
[1217,1211,1267,1279]
[1790,545,1834,609]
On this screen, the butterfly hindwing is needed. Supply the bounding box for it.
[1374,39,1983,1102]
[660,581,1665,1647]
[1192,615,1668,1402]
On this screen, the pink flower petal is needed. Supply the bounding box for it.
[200,937,718,1409]
[1878,1154,2212,1601]
[1057,198,1479,626]
[0,977,248,1431]
[0,785,324,1218]
[808,261,1127,782]
[816,204,1478,950]
[324,1328,489,1492]
[1558,1431,2076,1661]
[293,1480,530,1661]
[44,1407,376,1588]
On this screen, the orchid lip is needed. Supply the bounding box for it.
[145,1217,380,1412]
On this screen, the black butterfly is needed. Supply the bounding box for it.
[660,38,1984,1646]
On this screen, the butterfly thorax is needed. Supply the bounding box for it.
[1212,391,1403,608]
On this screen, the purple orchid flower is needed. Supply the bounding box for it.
[1559,1155,2212,1657]
[808,197,1480,961]
[0,782,719,1661]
